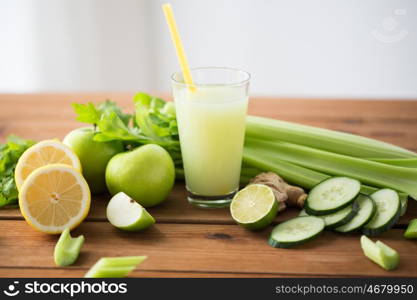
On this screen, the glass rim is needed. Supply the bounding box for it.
[171,66,251,88]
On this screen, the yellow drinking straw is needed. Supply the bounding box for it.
[162,3,195,91]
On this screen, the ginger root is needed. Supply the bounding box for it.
[249,172,307,212]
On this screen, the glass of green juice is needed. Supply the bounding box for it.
[172,67,250,208]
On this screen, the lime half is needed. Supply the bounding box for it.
[230,184,278,230]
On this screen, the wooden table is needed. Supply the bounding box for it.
[1,93,416,278]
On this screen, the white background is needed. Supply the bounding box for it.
[0,0,416,98]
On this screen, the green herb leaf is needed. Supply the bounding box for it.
[72,103,101,124]
[98,100,132,126]
[0,135,35,208]
[72,100,132,126]
[134,93,179,143]
[94,112,148,143]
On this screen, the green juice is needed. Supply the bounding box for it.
[174,86,248,197]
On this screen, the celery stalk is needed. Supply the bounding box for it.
[243,147,327,189]
[245,139,417,199]
[243,144,410,201]
[368,158,417,168]
[244,146,380,194]
[246,116,416,158]
[240,165,263,184]
[85,256,147,278]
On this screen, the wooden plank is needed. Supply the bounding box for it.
[0,267,340,278]
[1,184,415,226]
[0,220,416,277]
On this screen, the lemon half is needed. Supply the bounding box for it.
[19,164,90,234]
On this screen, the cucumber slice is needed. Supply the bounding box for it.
[362,189,401,236]
[404,218,417,239]
[335,195,376,233]
[360,235,399,270]
[268,216,324,248]
[299,201,359,229]
[305,177,361,215]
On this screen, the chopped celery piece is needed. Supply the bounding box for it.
[246,116,416,158]
[404,219,417,239]
[54,228,84,267]
[360,236,399,270]
[245,139,417,199]
[85,256,147,278]
[98,256,147,267]
[375,241,400,270]
[86,266,135,278]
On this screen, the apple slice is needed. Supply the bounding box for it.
[106,192,155,231]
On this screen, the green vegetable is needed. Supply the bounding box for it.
[134,93,179,144]
[334,195,376,233]
[54,228,85,266]
[363,189,401,236]
[305,177,361,215]
[369,158,417,168]
[72,100,131,125]
[239,165,263,184]
[404,219,417,239]
[360,235,399,270]
[243,147,328,189]
[246,116,416,158]
[244,138,417,199]
[268,216,325,248]
[0,135,35,207]
[84,256,147,278]
[243,146,407,198]
[300,201,359,229]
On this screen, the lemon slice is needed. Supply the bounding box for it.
[19,164,91,234]
[15,140,82,190]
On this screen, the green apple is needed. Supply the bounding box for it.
[106,192,155,231]
[105,144,175,207]
[63,127,124,194]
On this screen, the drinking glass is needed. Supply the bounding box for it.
[172,67,250,207]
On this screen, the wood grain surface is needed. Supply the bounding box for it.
[0,93,416,278]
